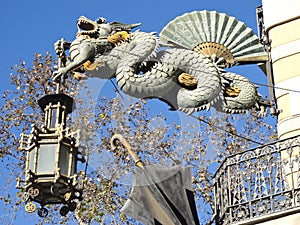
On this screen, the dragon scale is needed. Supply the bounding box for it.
[114,32,179,98]
[99,32,222,113]
[219,72,260,113]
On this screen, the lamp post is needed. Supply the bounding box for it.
[16,88,86,217]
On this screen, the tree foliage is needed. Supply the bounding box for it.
[0,53,276,224]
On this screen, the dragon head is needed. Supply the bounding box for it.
[77,16,105,37]
[77,16,141,38]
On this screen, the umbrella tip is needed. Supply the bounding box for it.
[110,134,144,168]
[110,134,121,150]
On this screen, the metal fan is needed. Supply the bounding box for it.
[160,10,268,67]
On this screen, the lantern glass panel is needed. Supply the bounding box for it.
[71,152,76,175]
[59,144,70,176]
[50,109,57,128]
[37,144,57,174]
[28,149,35,172]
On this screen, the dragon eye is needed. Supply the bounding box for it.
[96,17,107,24]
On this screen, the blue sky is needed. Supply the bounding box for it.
[1,0,264,93]
[0,0,270,224]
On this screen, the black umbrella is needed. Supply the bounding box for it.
[111,134,200,225]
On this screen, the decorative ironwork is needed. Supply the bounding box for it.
[213,135,300,224]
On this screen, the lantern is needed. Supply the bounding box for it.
[17,93,86,217]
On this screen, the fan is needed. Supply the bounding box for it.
[159,10,268,67]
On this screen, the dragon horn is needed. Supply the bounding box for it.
[110,22,141,31]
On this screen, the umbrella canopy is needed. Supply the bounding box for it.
[110,134,200,225]
[121,164,200,225]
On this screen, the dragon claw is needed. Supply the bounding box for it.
[73,72,88,81]
[54,39,65,57]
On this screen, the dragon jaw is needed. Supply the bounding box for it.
[77,16,100,37]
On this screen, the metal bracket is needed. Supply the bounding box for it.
[256,5,280,117]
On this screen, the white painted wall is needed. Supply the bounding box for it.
[262,0,300,29]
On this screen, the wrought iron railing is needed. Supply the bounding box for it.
[213,135,300,225]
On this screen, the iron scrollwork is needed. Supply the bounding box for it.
[213,135,300,224]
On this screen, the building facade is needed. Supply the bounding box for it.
[263,0,300,140]
[213,1,300,224]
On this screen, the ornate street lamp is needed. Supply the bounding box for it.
[16,90,86,217]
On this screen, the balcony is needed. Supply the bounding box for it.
[213,135,300,225]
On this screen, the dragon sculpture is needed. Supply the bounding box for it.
[53,11,270,115]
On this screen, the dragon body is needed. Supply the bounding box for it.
[54,15,269,114]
